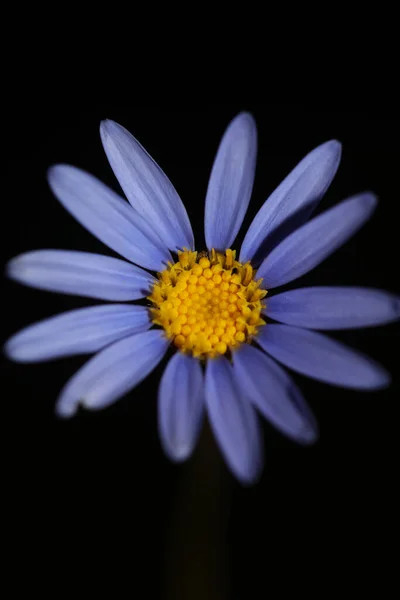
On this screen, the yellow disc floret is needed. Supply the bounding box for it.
[148,249,267,358]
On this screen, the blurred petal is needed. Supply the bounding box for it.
[240,140,341,263]
[257,324,390,390]
[56,329,169,418]
[204,112,257,250]
[232,344,318,444]
[205,356,263,484]
[265,287,400,330]
[5,305,150,362]
[158,353,204,462]
[257,193,377,289]
[100,119,194,251]
[6,250,155,301]
[48,165,171,271]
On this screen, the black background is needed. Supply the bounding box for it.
[2,107,399,597]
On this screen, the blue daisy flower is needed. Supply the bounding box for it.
[5,113,400,484]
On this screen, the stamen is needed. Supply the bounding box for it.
[148,248,267,358]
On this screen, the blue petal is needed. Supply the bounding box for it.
[232,344,318,444]
[100,119,194,252]
[4,305,151,362]
[204,356,263,484]
[204,112,257,250]
[265,287,400,330]
[158,353,204,462]
[6,250,155,301]
[257,193,377,289]
[240,140,341,263]
[56,329,169,418]
[257,324,391,390]
[48,165,172,271]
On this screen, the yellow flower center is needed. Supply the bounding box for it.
[148,248,267,359]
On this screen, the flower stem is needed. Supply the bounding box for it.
[163,418,231,599]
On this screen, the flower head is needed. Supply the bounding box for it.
[5,113,400,484]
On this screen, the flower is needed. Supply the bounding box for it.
[5,113,400,484]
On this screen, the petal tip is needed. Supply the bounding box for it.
[368,192,379,208]
[5,251,43,288]
[100,118,121,139]
[370,367,392,390]
[356,191,379,218]
[328,139,342,159]
[3,336,33,363]
[165,443,193,463]
[317,139,342,168]
[237,464,263,487]
[393,295,400,320]
[299,425,320,446]
[46,164,57,181]
[5,255,21,281]
[99,119,113,142]
[327,138,342,149]
[100,117,113,128]
[55,398,78,419]
[46,163,70,187]
[231,111,257,138]
[366,191,379,207]
[3,338,16,362]
[236,110,256,125]
[352,191,378,209]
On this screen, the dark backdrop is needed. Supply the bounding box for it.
[2,107,398,597]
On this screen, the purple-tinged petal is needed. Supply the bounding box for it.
[48,165,171,271]
[257,193,377,289]
[257,324,390,390]
[4,305,151,363]
[100,119,194,252]
[232,344,318,444]
[265,287,400,330]
[6,250,155,301]
[240,140,341,263]
[56,329,169,418]
[204,112,257,251]
[158,353,204,462]
[204,356,263,485]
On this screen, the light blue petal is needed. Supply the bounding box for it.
[240,140,341,263]
[56,329,169,418]
[100,119,194,252]
[158,353,204,462]
[232,344,318,444]
[257,324,390,390]
[6,250,155,301]
[265,287,400,330]
[204,112,257,250]
[48,165,172,271]
[4,304,151,362]
[204,356,263,484]
[257,193,377,289]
